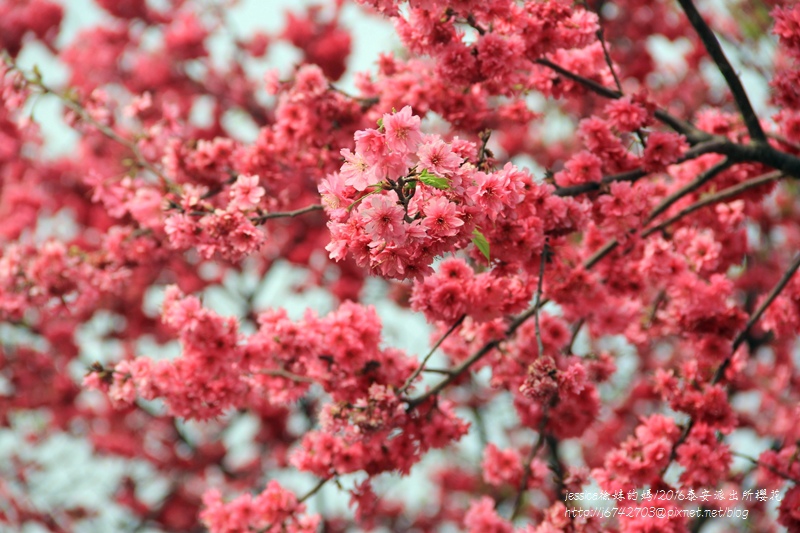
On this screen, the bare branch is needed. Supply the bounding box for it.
[713,251,800,383]
[533,246,548,357]
[406,299,547,409]
[253,204,324,223]
[644,158,733,224]
[534,57,711,144]
[732,451,800,484]
[676,0,766,143]
[399,314,466,395]
[643,170,784,237]
[510,422,548,521]
[554,137,732,198]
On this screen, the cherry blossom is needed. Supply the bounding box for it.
[3,0,800,531]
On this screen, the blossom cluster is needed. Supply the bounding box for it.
[323,107,586,280]
[5,0,800,532]
[200,482,319,533]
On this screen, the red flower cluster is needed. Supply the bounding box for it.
[4,0,800,531]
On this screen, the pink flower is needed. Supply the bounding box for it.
[339,149,376,191]
[354,128,388,165]
[482,444,523,487]
[422,196,463,238]
[229,174,265,209]
[773,5,800,58]
[382,105,422,154]
[677,423,731,489]
[464,497,512,533]
[558,150,603,186]
[605,96,649,132]
[643,131,688,171]
[417,138,461,176]
[361,194,405,239]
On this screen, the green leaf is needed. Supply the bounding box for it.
[376,117,384,130]
[418,169,450,190]
[472,228,491,262]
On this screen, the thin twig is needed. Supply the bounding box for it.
[643,170,784,237]
[713,251,800,383]
[594,25,650,148]
[421,367,452,375]
[643,158,733,224]
[253,204,323,223]
[399,314,466,394]
[731,451,800,484]
[259,368,316,384]
[406,300,547,408]
[597,28,623,94]
[254,477,331,533]
[533,247,548,357]
[298,477,330,504]
[3,55,172,188]
[510,419,548,521]
[676,0,766,143]
[565,318,584,355]
[534,57,710,144]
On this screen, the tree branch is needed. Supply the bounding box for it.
[399,314,466,394]
[643,170,784,237]
[252,204,323,223]
[405,300,546,408]
[510,421,548,521]
[713,251,800,383]
[643,158,733,224]
[663,251,800,475]
[3,54,172,188]
[732,451,800,484]
[535,57,710,144]
[553,138,732,198]
[533,245,548,357]
[676,0,766,143]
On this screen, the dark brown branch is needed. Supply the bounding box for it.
[676,0,766,143]
[713,251,800,383]
[510,422,548,521]
[406,299,547,408]
[555,167,647,197]
[546,434,567,500]
[253,204,323,223]
[732,451,800,484]
[597,28,623,94]
[565,318,585,355]
[644,158,733,224]
[399,314,466,394]
[584,238,619,270]
[643,170,784,237]
[534,57,710,144]
[533,246,548,357]
[554,138,733,198]
[536,57,620,99]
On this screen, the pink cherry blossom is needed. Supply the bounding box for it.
[5,1,800,532]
